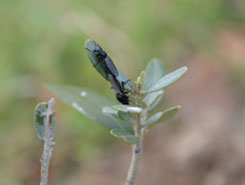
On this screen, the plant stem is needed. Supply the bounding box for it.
[125,114,144,185]
[40,98,56,185]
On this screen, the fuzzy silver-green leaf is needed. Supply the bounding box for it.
[112,105,142,113]
[143,58,165,90]
[144,90,164,106]
[146,106,180,127]
[45,84,134,134]
[117,111,132,121]
[146,66,188,93]
[110,129,139,144]
[145,112,163,127]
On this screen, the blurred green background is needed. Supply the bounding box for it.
[1,0,245,184]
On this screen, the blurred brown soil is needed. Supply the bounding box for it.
[66,28,245,185]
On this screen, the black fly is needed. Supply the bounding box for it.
[86,41,131,105]
[91,47,119,77]
[107,74,130,105]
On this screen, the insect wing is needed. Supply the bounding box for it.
[107,74,121,93]
[86,40,108,80]
[86,40,133,93]
[104,56,119,77]
[108,74,129,105]
[116,69,133,92]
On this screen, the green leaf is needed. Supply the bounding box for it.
[110,129,139,144]
[33,102,56,142]
[102,106,118,117]
[144,90,164,106]
[143,59,165,111]
[143,58,165,91]
[103,106,132,121]
[139,71,145,86]
[145,112,163,127]
[160,106,180,122]
[117,111,132,121]
[112,105,142,113]
[146,106,180,127]
[146,66,188,93]
[148,93,164,113]
[45,84,134,134]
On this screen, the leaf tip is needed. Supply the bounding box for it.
[182,66,188,73]
[176,105,181,109]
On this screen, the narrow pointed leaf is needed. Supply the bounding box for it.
[112,105,142,113]
[146,67,188,93]
[33,102,56,142]
[143,58,165,90]
[45,84,134,134]
[110,129,139,144]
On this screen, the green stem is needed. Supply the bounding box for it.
[125,114,144,185]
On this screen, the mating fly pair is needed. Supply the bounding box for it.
[85,40,133,105]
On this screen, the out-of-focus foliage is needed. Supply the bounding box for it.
[0,0,245,184]
[46,84,134,133]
